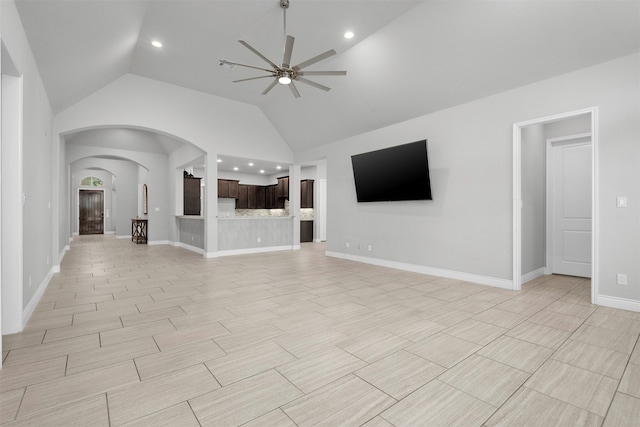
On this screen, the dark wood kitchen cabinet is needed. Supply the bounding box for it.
[183,177,201,215]
[247,185,258,209]
[237,184,249,209]
[265,185,278,209]
[218,179,239,198]
[277,176,289,199]
[301,179,314,208]
[301,220,314,242]
[255,186,266,209]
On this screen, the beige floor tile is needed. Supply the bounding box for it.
[552,339,629,379]
[2,330,45,351]
[119,402,200,427]
[43,317,122,343]
[213,323,284,353]
[0,356,66,393]
[525,359,618,416]
[570,324,637,354]
[189,369,302,426]
[120,306,186,327]
[419,307,474,326]
[545,300,597,318]
[381,317,446,342]
[241,409,297,427]
[485,387,602,426]
[586,312,640,335]
[631,343,640,365]
[283,374,396,426]
[471,308,527,329]
[477,335,553,373]
[603,392,640,427]
[0,388,24,424]
[443,319,508,345]
[406,333,481,368]
[99,318,176,347]
[439,354,530,406]
[528,309,586,332]
[107,364,220,426]
[72,305,139,324]
[66,336,159,375]
[96,295,154,311]
[355,350,445,399]
[3,395,110,427]
[29,303,97,321]
[381,379,495,426]
[3,334,99,367]
[495,299,547,316]
[338,329,410,363]
[153,321,230,350]
[275,329,348,357]
[135,338,225,380]
[361,416,395,427]
[22,315,73,333]
[506,321,571,349]
[618,362,640,398]
[18,361,139,418]
[205,341,296,386]
[277,346,366,393]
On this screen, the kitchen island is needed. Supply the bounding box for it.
[217,216,294,255]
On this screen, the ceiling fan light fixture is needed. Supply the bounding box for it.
[278,74,292,85]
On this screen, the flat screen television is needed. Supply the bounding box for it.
[351,139,432,202]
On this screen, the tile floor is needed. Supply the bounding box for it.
[1,235,639,426]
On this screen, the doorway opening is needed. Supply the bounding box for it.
[79,189,105,235]
[512,107,598,304]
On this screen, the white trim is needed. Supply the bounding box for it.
[22,266,56,328]
[116,235,132,240]
[521,267,546,284]
[172,242,205,255]
[326,251,513,290]
[214,245,295,258]
[513,107,599,300]
[147,240,169,246]
[595,295,640,313]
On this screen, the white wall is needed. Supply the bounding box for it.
[1,1,54,330]
[296,54,640,305]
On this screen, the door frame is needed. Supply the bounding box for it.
[78,188,105,235]
[512,106,599,303]
[546,134,592,277]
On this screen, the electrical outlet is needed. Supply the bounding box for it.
[46,256,50,265]
[367,244,372,251]
[617,273,628,285]
[346,242,350,248]
[29,276,32,288]
[257,237,261,243]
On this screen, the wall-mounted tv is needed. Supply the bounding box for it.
[351,139,432,202]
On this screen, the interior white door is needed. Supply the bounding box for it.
[551,141,592,277]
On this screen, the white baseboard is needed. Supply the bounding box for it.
[116,235,132,240]
[173,242,205,255]
[522,267,546,284]
[148,240,169,246]
[213,245,295,258]
[595,294,640,313]
[326,251,513,290]
[22,266,56,328]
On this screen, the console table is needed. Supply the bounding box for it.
[131,218,148,244]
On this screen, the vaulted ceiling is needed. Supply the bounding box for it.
[15,0,640,152]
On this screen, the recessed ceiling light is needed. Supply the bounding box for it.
[233,167,239,171]
[248,162,254,166]
[260,170,265,174]
[151,40,163,48]
[217,158,222,163]
[344,31,354,39]
[276,166,282,170]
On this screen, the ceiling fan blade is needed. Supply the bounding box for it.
[220,59,273,73]
[296,77,331,92]
[298,70,346,76]
[282,35,295,68]
[289,81,301,98]
[292,49,336,71]
[239,40,279,69]
[262,79,279,95]
[233,75,274,83]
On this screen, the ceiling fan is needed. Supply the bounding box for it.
[219,0,346,98]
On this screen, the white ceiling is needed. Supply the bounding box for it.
[15,0,640,153]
